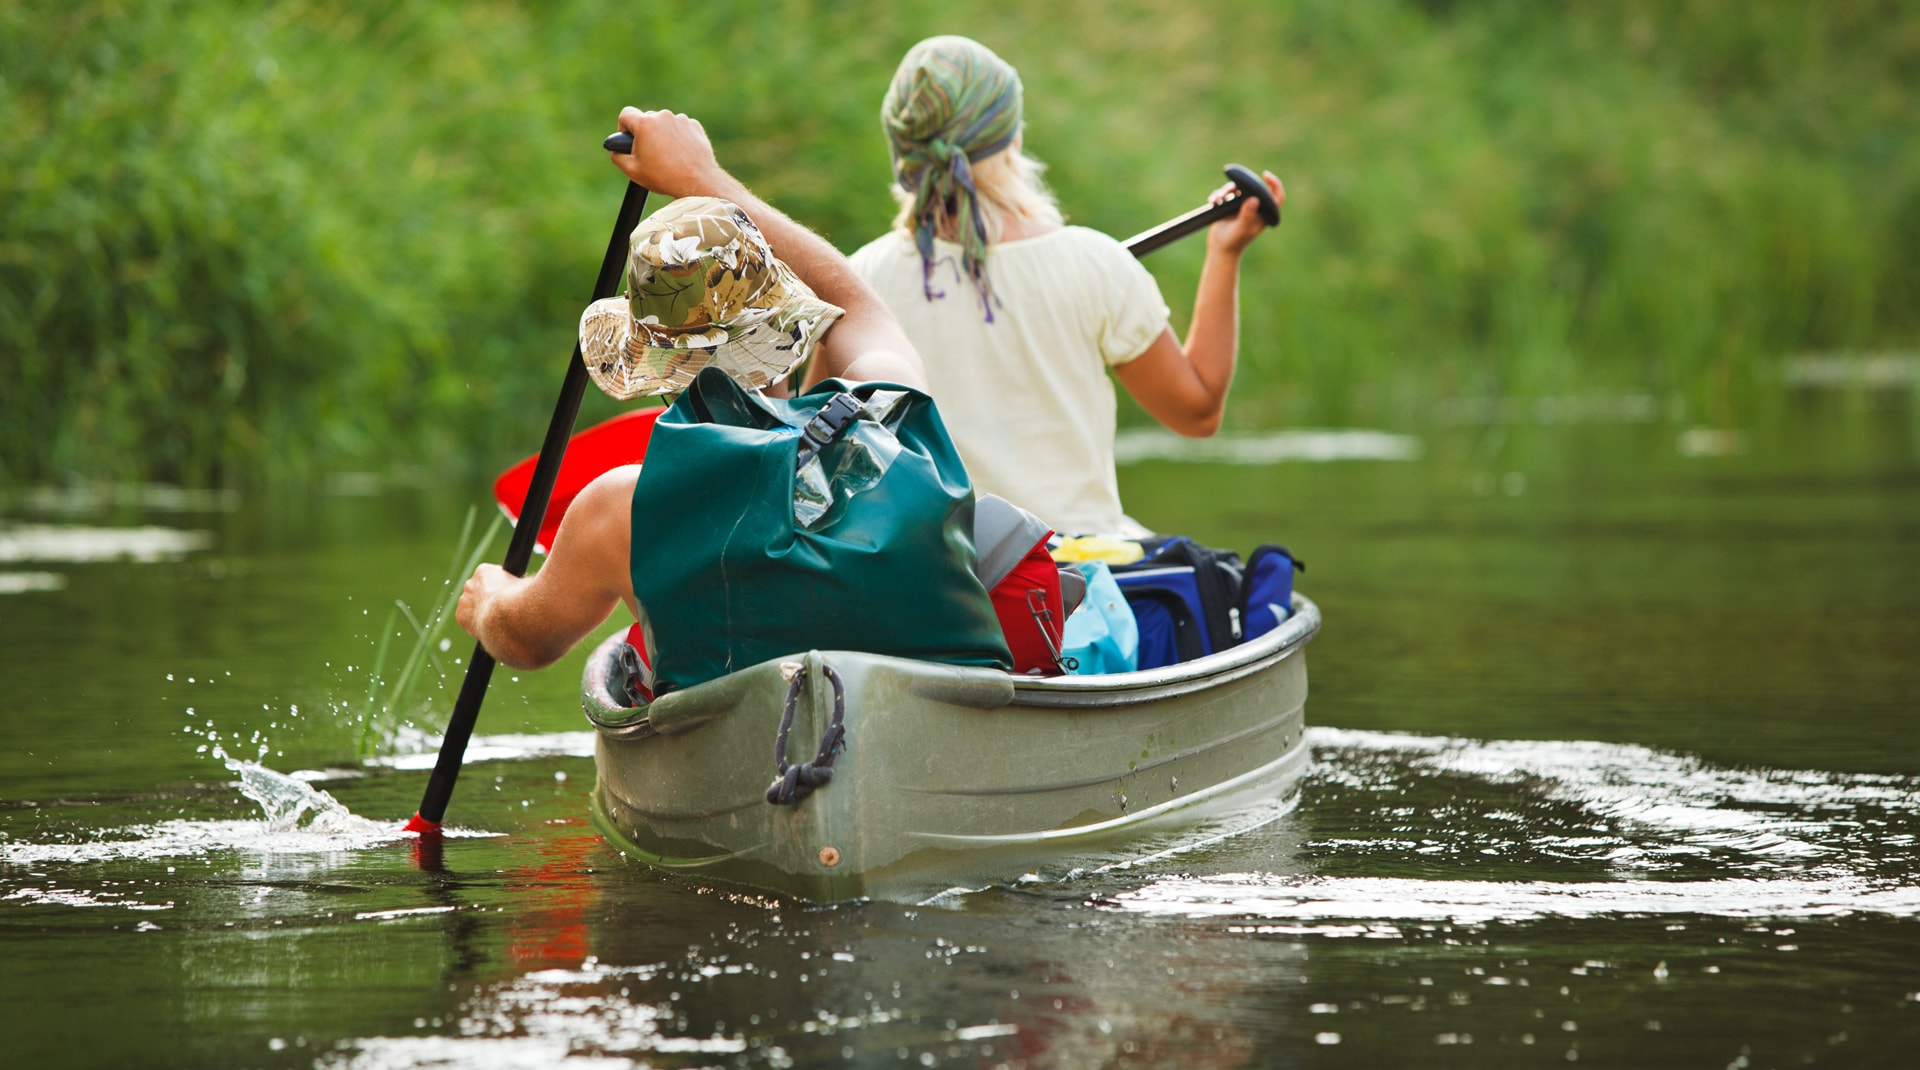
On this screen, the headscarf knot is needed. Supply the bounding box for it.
[881,36,1022,322]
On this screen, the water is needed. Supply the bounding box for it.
[4,373,1918,1067]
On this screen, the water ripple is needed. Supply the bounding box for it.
[1101,874,1920,927]
[1307,728,1920,877]
[322,960,750,1070]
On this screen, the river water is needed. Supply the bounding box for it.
[4,368,1918,1068]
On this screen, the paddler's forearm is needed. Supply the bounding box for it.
[1182,245,1243,410]
[458,570,550,670]
[458,570,567,671]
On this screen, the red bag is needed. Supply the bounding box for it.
[989,531,1066,675]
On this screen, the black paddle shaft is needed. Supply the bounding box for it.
[1123,164,1279,258]
[412,173,650,828]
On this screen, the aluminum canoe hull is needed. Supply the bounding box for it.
[582,594,1319,902]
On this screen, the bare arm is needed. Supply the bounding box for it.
[1113,171,1285,437]
[607,107,926,391]
[455,466,641,670]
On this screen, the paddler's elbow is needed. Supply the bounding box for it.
[1187,411,1225,438]
[490,633,571,672]
[488,644,554,672]
[1165,406,1226,438]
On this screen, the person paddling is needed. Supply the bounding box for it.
[843,35,1285,538]
[456,108,927,671]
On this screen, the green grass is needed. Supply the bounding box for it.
[354,505,505,756]
[3,0,1915,484]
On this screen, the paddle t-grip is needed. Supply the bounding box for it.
[605,131,634,155]
[1123,163,1281,258]
[1224,163,1281,227]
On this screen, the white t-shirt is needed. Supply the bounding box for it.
[849,226,1170,536]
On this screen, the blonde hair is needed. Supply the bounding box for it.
[890,137,1064,245]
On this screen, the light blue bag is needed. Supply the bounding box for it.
[1060,560,1138,675]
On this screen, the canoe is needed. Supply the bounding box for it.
[580,593,1321,903]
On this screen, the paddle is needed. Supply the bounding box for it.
[488,157,1278,535]
[403,144,650,836]
[1122,163,1280,257]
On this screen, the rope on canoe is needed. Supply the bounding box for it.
[765,662,847,806]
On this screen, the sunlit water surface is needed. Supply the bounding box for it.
[4,377,1917,1067]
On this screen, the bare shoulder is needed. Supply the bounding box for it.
[580,464,643,504]
[572,464,641,530]
[547,465,641,564]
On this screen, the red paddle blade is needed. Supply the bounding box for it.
[402,812,441,835]
[492,407,664,554]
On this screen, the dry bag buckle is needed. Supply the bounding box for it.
[795,393,865,470]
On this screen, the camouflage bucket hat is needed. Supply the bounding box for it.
[579,197,844,398]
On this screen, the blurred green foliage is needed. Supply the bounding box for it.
[3,0,1915,484]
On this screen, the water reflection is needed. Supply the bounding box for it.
[114,725,1894,1067]
[4,389,1918,1067]
[5,719,1920,1067]
[323,876,1311,1069]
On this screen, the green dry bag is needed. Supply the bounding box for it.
[630,367,1011,694]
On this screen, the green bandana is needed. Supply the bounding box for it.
[882,36,1023,322]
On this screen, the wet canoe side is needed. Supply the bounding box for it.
[583,594,1320,902]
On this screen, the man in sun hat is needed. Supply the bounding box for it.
[456,108,927,671]
[577,194,848,398]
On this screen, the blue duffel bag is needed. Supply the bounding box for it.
[1110,537,1304,669]
[1238,543,1304,643]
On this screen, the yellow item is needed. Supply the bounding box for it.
[1050,536,1145,566]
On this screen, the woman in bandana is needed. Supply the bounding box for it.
[841,35,1284,538]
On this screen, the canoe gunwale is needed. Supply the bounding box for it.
[582,594,1319,732]
[1010,594,1319,708]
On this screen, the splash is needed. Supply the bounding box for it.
[0,726,581,870]
[0,765,407,869]
[230,759,395,837]
[0,760,447,870]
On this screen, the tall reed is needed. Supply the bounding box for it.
[355,505,504,757]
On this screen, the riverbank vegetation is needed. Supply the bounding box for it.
[4,0,1914,484]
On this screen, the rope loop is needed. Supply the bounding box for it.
[765,662,848,806]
